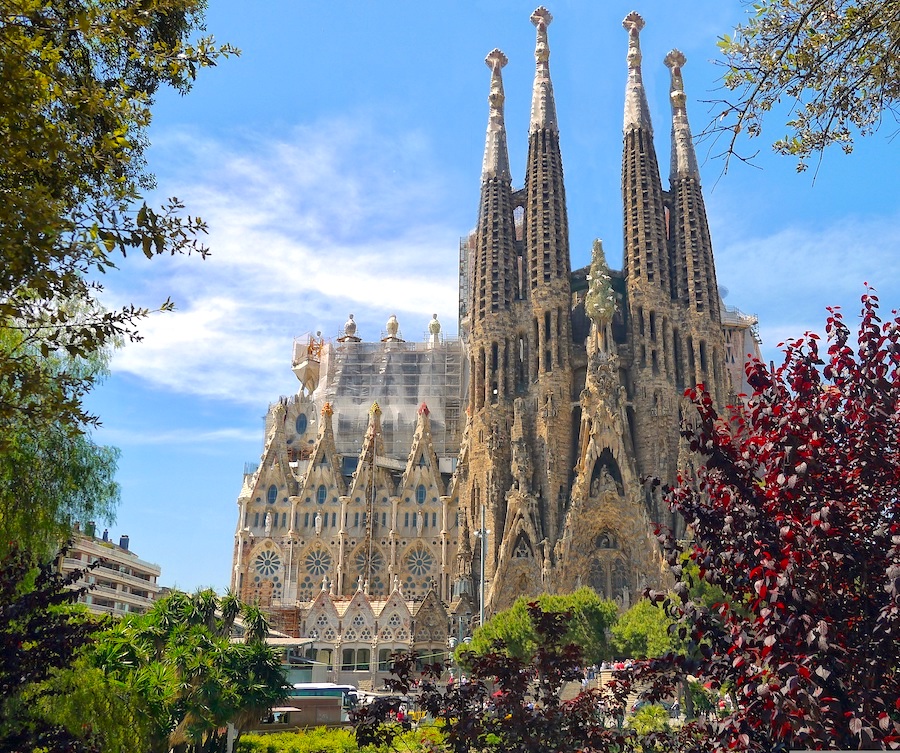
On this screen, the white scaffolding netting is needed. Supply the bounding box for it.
[310,338,465,461]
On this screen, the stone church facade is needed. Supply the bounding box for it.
[230,8,761,682]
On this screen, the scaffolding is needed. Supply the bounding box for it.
[311,336,465,462]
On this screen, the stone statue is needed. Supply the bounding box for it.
[314,511,323,537]
[599,466,616,493]
[428,313,441,335]
[416,511,424,536]
[386,314,399,338]
[264,511,272,537]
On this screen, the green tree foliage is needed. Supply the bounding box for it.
[0,331,120,555]
[626,703,671,736]
[462,587,618,666]
[712,0,900,170]
[0,0,237,434]
[82,589,289,753]
[611,598,677,660]
[36,661,150,753]
[0,544,103,752]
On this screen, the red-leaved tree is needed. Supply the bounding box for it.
[650,290,900,750]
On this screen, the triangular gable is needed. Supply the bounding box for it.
[299,402,347,497]
[253,401,296,504]
[348,402,394,500]
[305,590,340,640]
[399,403,443,494]
[412,589,448,644]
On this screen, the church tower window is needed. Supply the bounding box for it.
[267,484,277,504]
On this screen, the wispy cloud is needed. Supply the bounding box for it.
[714,212,900,362]
[104,119,464,405]
[100,425,261,446]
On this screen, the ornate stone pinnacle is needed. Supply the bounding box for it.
[623,12,645,69]
[666,50,688,109]
[622,11,645,33]
[485,48,508,71]
[665,49,687,72]
[321,402,333,418]
[531,6,552,29]
[370,401,381,416]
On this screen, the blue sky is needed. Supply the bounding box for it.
[87,1,900,592]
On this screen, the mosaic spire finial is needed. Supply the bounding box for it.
[482,49,511,180]
[622,11,652,133]
[665,49,700,179]
[530,7,558,133]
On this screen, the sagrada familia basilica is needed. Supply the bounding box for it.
[230,9,761,683]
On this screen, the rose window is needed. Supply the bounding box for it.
[254,549,281,577]
[316,614,329,627]
[305,549,332,576]
[344,628,357,641]
[352,614,365,627]
[354,549,384,573]
[360,628,372,641]
[406,546,434,576]
[380,627,393,640]
[323,627,336,641]
[388,613,401,627]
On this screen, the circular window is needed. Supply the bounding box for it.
[316,485,327,505]
[354,548,384,573]
[415,484,426,505]
[305,549,332,576]
[406,546,434,576]
[254,549,281,576]
[296,413,308,435]
[267,485,277,505]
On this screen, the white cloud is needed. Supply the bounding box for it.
[100,425,261,446]
[714,212,900,362]
[105,119,464,405]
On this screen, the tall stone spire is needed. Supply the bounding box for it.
[622,11,652,133]
[465,51,520,626]
[523,5,572,557]
[665,49,699,179]
[621,11,669,298]
[664,49,728,410]
[529,7,558,134]
[482,49,511,181]
[665,48,718,322]
[472,48,517,328]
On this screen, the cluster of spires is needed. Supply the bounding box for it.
[483,8,699,185]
